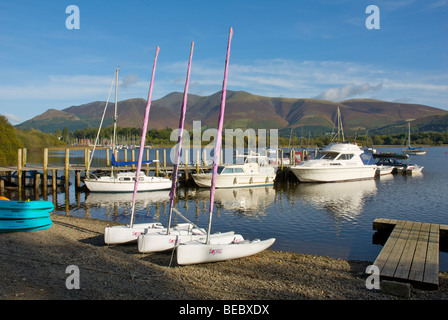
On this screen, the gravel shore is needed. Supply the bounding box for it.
[1,214,447,301]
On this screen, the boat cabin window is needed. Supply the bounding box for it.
[218,166,244,174]
[338,154,354,160]
[321,152,338,160]
[119,177,131,181]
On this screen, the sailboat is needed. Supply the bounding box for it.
[104,48,176,245]
[176,28,275,265]
[402,121,427,155]
[138,42,244,253]
[83,68,171,193]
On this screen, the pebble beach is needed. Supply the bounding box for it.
[1,213,447,301]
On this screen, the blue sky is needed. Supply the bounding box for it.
[1,0,447,125]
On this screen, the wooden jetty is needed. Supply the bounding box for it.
[0,147,299,194]
[373,218,448,290]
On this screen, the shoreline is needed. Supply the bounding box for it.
[1,213,447,300]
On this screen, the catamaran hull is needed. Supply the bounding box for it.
[104,223,165,244]
[192,174,275,188]
[176,238,276,265]
[138,231,243,253]
[290,166,377,183]
[84,178,172,192]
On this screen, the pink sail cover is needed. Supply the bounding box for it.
[209,27,233,214]
[130,46,159,226]
[169,42,194,208]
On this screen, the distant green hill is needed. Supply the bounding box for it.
[16,91,448,135]
[0,115,65,166]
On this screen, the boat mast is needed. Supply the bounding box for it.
[129,47,159,228]
[87,68,117,174]
[111,67,119,177]
[206,27,233,245]
[408,121,411,148]
[167,41,194,235]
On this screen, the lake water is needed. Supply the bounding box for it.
[7,146,448,271]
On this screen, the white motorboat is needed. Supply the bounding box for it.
[375,165,394,176]
[289,142,377,183]
[405,164,423,174]
[192,154,276,188]
[84,171,171,192]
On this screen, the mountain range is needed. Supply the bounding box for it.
[16,90,448,135]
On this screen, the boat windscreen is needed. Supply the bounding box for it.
[360,153,375,165]
[321,152,338,160]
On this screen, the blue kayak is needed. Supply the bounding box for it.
[0,217,52,233]
[0,209,51,220]
[0,200,54,212]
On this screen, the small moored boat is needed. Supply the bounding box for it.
[289,142,377,183]
[192,154,276,188]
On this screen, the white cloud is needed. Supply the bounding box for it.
[1,58,447,123]
[314,83,383,101]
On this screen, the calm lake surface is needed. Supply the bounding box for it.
[10,146,448,271]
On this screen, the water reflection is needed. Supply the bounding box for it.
[191,186,276,216]
[293,179,378,219]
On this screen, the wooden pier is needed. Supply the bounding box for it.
[0,147,297,194]
[373,218,448,290]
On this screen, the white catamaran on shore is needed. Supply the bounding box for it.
[175,28,275,265]
[137,41,245,253]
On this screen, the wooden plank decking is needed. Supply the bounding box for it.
[373,218,445,290]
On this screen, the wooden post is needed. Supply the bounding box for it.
[203,149,207,166]
[65,148,70,189]
[196,150,200,173]
[43,148,48,195]
[124,149,128,167]
[84,148,90,177]
[280,149,284,170]
[22,148,27,167]
[75,171,81,189]
[131,149,135,170]
[106,148,110,167]
[185,151,189,180]
[52,169,57,190]
[0,179,4,195]
[17,149,22,191]
[163,149,166,168]
[34,172,40,195]
[146,149,149,167]
[156,150,159,177]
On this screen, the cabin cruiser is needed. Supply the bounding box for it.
[289,142,377,183]
[192,154,276,188]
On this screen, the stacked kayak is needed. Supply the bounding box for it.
[0,197,53,233]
